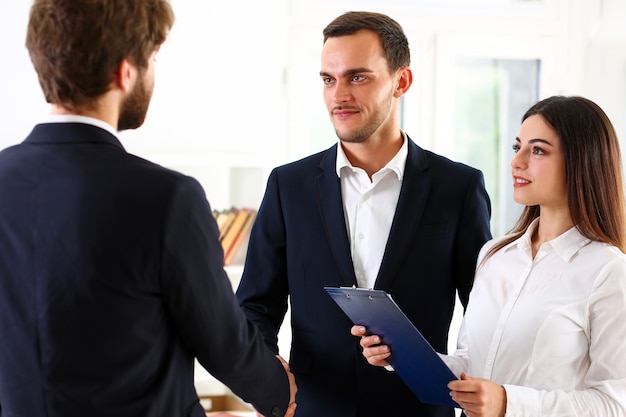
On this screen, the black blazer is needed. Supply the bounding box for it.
[0,123,289,417]
[237,137,492,417]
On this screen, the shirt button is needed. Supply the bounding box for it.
[358,233,365,240]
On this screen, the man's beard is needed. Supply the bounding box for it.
[333,90,394,144]
[117,71,152,131]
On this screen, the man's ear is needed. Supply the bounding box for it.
[115,59,137,93]
[393,66,413,98]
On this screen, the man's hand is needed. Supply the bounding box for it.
[277,355,297,417]
[350,325,391,367]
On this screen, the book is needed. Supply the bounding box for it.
[324,287,459,409]
[216,208,237,241]
[224,209,257,266]
[220,208,250,262]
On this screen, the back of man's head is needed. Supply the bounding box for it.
[26,0,174,112]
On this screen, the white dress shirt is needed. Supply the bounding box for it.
[442,218,626,416]
[41,114,118,137]
[336,133,407,289]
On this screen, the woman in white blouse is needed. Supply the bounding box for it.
[353,95,626,417]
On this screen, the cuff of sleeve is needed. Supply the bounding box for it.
[501,384,540,417]
[384,365,395,372]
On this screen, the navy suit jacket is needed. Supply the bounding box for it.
[237,137,492,417]
[0,123,289,417]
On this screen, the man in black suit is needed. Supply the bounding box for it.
[236,11,491,417]
[0,1,296,416]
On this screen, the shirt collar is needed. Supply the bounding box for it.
[41,114,118,138]
[336,130,408,180]
[509,217,591,262]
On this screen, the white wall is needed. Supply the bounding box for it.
[0,1,49,146]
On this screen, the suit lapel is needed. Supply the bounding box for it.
[375,137,430,289]
[315,145,357,287]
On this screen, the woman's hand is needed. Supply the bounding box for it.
[448,373,506,417]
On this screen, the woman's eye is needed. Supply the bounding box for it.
[511,144,520,153]
[532,147,545,155]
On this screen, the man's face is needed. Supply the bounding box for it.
[320,30,397,144]
[118,55,156,131]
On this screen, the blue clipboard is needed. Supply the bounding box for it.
[325,286,459,409]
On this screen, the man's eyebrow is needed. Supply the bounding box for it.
[319,68,374,77]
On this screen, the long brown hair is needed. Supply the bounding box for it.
[484,95,626,260]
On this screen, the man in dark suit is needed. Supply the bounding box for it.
[0,1,296,416]
[236,11,491,417]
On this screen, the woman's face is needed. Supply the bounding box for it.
[511,114,568,211]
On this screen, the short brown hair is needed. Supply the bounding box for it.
[323,11,410,72]
[26,0,175,111]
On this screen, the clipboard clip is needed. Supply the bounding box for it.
[339,285,375,299]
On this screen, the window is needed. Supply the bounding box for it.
[454,58,540,235]
[431,34,558,236]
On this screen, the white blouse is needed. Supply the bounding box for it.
[442,218,626,417]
